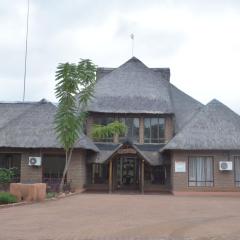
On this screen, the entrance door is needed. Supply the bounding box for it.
[116,156,139,190]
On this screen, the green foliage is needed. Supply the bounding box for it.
[92,121,127,140]
[46,192,57,199]
[54,59,97,152]
[0,168,15,184]
[0,192,17,204]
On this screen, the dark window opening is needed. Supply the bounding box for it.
[87,163,109,184]
[0,153,21,182]
[234,156,240,187]
[144,165,166,185]
[42,155,65,191]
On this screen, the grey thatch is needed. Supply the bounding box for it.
[0,100,98,152]
[88,57,173,114]
[163,99,240,150]
[170,84,203,132]
[94,143,162,165]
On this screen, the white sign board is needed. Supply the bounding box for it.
[175,161,186,173]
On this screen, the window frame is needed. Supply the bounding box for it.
[234,156,240,187]
[144,117,165,144]
[188,156,214,187]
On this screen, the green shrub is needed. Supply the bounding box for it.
[0,168,15,184]
[46,192,57,199]
[0,192,17,204]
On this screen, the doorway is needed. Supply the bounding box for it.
[116,156,140,190]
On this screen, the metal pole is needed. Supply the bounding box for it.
[23,0,30,102]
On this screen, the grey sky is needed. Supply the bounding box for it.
[1,0,240,114]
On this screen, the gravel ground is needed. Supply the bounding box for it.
[0,193,240,240]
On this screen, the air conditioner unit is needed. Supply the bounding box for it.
[28,157,42,166]
[219,161,232,171]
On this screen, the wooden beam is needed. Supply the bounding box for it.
[109,160,113,193]
[141,160,144,194]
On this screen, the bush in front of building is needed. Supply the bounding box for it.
[0,168,15,191]
[0,192,17,204]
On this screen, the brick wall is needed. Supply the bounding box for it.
[171,150,240,192]
[67,149,87,191]
[21,151,42,183]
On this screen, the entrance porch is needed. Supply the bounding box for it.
[86,143,171,193]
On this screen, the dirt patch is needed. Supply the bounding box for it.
[0,194,240,240]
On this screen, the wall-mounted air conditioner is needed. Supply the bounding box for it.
[28,157,42,166]
[219,161,232,171]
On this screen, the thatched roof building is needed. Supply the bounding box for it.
[163,99,240,150]
[88,57,173,114]
[0,99,98,152]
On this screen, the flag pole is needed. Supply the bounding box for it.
[23,0,30,102]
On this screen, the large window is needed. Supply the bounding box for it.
[234,156,240,187]
[0,153,21,182]
[188,156,214,187]
[42,155,65,191]
[144,118,165,143]
[119,118,139,143]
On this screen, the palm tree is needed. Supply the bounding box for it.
[54,59,96,192]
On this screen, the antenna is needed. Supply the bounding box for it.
[23,0,30,102]
[130,33,134,57]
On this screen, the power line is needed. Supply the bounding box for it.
[23,0,30,102]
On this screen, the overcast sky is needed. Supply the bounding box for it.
[1,0,240,113]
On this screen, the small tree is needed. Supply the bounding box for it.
[92,121,127,141]
[55,59,96,192]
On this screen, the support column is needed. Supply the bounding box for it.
[141,160,144,194]
[109,160,113,193]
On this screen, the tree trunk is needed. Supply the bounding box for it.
[59,148,73,192]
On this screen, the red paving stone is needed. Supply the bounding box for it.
[0,193,240,240]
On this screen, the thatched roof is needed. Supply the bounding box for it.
[0,100,98,152]
[88,57,173,114]
[93,142,163,165]
[170,84,203,132]
[163,99,240,150]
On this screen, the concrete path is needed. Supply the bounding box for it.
[0,193,240,240]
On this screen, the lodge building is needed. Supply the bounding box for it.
[1,57,240,194]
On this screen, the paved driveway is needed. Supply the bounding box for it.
[0,193,240,240]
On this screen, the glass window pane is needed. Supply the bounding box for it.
[132,118,139,142]
[144,118,151,143]
[158,118,165,141]
[151,118,158,143]
[125,118,133,139]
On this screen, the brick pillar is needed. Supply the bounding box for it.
[165,116,174,143]
[67,150,87,191]
[139,117,144,144]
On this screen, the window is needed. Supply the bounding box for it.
[0,153,21,182]
[119,118,139,143]
[87,163,108,184]
[92,116,114,142]
[188,156,213,187]
[234,156,240,187]
[144,118,165,143]
[144,165,166,185]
